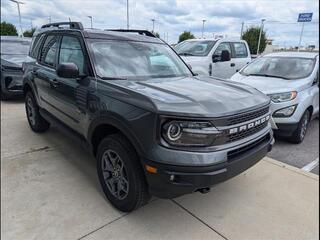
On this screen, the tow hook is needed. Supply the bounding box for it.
[197,187,211,194]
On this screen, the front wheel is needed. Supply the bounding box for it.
[289,110,310,144]
[97,134,150,212]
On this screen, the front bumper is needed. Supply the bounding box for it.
[1,70,24,96]
[145,131,274,199]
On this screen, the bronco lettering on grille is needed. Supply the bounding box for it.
[229,115,270,134]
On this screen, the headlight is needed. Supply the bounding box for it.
[268,91,297,103]
[273,105,297,117]
[162,121,221,147]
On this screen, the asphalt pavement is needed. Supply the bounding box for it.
[268,119,319,175]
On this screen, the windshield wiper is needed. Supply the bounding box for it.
[98,75,127,80]
[245,73,290,80]
[178,52,195,56]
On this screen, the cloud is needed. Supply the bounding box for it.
[1,0,318,46]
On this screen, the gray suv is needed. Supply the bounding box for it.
[23,22,274,212]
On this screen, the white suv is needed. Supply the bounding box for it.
[231,52,319,143]
[174,38,251,79]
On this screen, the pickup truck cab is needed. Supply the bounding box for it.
[174,38,251,79]
[231,52,319,143]
[23,22,273,212]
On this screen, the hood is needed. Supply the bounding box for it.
[230,72,310,94]
[106,76,270,118]
[1,54,28,68]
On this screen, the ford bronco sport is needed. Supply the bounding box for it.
[23,22,274,212]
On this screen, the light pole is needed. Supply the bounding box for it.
[9,0,24,37]
[257,18,266,55]
[202,19,206,38]
[126,0,129,29]
[151,19,155,32]
[298,22,305,52]
[240,21,244,39]
[87,16,93,28]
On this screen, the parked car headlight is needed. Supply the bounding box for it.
[268,91,297,103]
[273,105,297,117]
[162,121,221,146]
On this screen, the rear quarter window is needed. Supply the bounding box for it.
[30,34,45,59]
[233,42,248,58]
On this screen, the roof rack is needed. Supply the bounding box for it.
[41,22,83,30]
[106,29,156,38]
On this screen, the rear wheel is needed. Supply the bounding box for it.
[25,91,50,132]
[289,110,310,144]
[1,89,9,101]
[96,134,150,212]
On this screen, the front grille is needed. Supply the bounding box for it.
[226,121,268,143]
[226,106,269,126]
[227,134,270,161]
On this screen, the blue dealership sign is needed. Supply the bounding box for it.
[298,13,313,22]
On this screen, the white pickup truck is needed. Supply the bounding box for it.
[174,38,251,79]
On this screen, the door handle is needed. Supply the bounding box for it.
[50,79,60,87]
[230,63,235,67]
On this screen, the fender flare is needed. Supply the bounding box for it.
[87,113,145,157]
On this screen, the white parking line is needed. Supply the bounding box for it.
[302,158,319,172]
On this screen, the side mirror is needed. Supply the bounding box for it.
[221,50,231,62]
[56,63,79,78]
[212,50,231,63]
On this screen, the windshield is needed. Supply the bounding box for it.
[241,56,316,80]
[175,40,216,56]
[89,40,192,79]
[1,41,30,55]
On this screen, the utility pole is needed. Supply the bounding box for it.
[257,19,266,55]
[126,0,129,29]
[87,16,93,28]
[298,22,305,52]
[151,19,155,32]
[48,16,52,23]
[9,0,24,37]
[240,21,244,39]
[202,19,206,38]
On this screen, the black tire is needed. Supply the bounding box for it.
[97,134,150,212]
[25,91,50,132]
[1,89,9,101]
[289,110,310,144]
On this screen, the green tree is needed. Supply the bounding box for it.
[178,31,195,43]
[151,31,160,38]
[242,26,267,54]
[0,21,18,36]
[23,28,36,37]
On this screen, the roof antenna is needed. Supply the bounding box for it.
[69,17,71,22]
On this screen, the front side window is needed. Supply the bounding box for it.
[40,35,58,67]
[59,36,85,74]
[233,42,248,58]
[175,40,216,56]
[241,57,316,80]
[89,40,192,79]
[214,42,232,56]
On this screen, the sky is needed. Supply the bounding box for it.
[1,0,319,47]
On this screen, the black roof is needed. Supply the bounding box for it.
[36,21,163,44]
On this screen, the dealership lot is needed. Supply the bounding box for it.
[1,100,319,239]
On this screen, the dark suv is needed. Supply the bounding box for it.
[23,22,274,212]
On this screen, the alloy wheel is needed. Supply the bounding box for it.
[26,97,36,126]
[101,150,129,200]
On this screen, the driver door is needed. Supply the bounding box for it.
[48,34,91,133]
[211,42,233,79]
